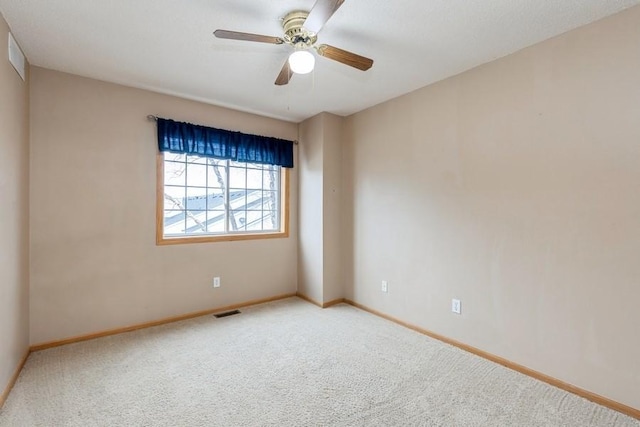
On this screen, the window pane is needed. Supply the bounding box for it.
[185,210,207,234]
[186,155,207,165]
[165,152,186,162]
[164,161,186,186]
[228,189,247,210]
[164,186,186,210]
[245,189,263,210]
[229,160,246,168]
[164,210,185,235]
[229,210,246,231]
[263,169,279,191]
[207,162,227,188]
[229,167,246,188]
[206,211,225,233]
[261,191,278,210]
[207,189,225,210]
[246,211,264,231]
[186,187,207,211]
[263,211,279,230]
[186,163,207,187]
[246,168,263,190]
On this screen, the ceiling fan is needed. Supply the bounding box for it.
[214,0,374,85]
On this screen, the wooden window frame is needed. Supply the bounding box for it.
[156,153,290,245]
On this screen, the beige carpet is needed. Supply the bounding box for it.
[1,298,638,426]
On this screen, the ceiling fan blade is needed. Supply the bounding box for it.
[303,0,345,34]
[316,44,373,71]
[275,60,293,86]
[214,29,284,45]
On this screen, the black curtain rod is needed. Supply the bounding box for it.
[146,115,298,145]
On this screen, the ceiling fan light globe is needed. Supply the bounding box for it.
[288,50,315,74]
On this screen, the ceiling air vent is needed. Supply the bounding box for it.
[8,32,25,81]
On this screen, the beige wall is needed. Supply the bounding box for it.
[29,68,298,345]
[0,15,29,398]
[298,114,324,303]
[343,6,640,410]
[298,113,344,304]
[321,113,344,303]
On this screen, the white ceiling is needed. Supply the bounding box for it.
[1,0,639,122]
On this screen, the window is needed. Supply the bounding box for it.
[157,152,289,245]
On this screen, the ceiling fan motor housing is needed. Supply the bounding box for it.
[282,11,317,47]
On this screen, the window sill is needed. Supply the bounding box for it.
[156,231,289,246]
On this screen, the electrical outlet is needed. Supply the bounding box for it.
[451,299,461,314]
[213,277,221,288]
[381,280,388,293]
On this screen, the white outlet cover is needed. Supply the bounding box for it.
[452,299,461,314]
[213,277,221,288]
[381,280,388,293]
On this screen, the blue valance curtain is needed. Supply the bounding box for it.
[157,118,294,168]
